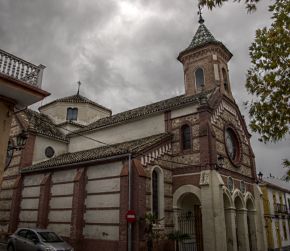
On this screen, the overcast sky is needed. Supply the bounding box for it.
[1,0,288,178]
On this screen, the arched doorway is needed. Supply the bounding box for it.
[246,194,257,251]
[234,191,250,251]
[173,185,203,251]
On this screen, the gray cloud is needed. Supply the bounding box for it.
[1,0,288,177]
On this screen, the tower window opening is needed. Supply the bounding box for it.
[222,68,229,91]
[152,170,159,218]
[195,68,204,90]
[181,124,192,150]
[67,107,78,121]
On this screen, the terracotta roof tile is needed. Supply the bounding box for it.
[39,94,111,113]
[21,133,171,173]
[24,109,68,142]
[70,90,214,136]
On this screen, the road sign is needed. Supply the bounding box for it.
[126,210,137,223]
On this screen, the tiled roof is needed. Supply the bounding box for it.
[178,23,232,58]
[21,133,172,173]
[263,177,290,192]
[39,94,111,113]
[70,90,214,136]
[22,109,68,142]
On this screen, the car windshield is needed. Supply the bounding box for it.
[38,232,62,242]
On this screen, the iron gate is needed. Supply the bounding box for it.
[178,211,197,251]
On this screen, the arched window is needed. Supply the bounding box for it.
[222,68,229,91]
[151,167,164,221]
[181,124,192,150]
[152,170,159,218]
[195,68,204,89]
[66,107,78,121]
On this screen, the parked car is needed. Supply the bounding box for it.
[7,228,74,251]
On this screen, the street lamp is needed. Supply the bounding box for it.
[5,130,28,169]
[216,155,225,170]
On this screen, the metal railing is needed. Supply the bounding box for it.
[274,203,288,214]
[0,49,45,87]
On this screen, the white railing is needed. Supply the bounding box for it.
[0,49,45,88]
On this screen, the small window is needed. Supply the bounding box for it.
[181,124,192,150]
[195,68,204,89]
[227,177,234,192]
[45,146,55,158]
[66,107,78,121]
[240,181,246,193]
[222,68,229,91]
[152,170,159,218]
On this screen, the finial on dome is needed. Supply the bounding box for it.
[198,4,204,24]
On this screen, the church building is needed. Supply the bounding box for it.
[0,15,267,251]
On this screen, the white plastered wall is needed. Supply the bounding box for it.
[47,169,76,237]
[83,162,122,241]
[40,102,110,125]
[32,135,68,164]
[69,113,165,152]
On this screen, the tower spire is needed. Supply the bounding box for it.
[198,4,204,24]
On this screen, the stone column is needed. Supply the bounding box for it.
[254,185,268,251]
[225,208,238,251]
[247,211,258,251]
[236,209,250,251]
[200,170,227,251]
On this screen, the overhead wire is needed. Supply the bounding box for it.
[19,110,201,168]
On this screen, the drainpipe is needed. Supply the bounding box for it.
[128,153,132,251]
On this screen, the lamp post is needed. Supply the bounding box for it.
[5,130,28,169]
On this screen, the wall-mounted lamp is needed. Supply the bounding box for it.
[5,130,28,169]
[258,171,263,181]
[216,155,225,170]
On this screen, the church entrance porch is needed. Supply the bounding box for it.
[174,186,203,251]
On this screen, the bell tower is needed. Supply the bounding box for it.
[178,9,234,99]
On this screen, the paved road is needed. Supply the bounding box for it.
[0,243,7,251]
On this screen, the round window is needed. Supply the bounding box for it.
[45,146,55,158]
[225,127,240,165]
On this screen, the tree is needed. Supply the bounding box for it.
[200,0,290,167]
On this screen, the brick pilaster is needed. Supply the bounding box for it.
[198,106,216,169]
[37,173,52,228]
[70,168,86,250]
[20,134,36,169]
[9,175,23,233]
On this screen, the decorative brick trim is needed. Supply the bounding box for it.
[70,168,86,249]
[9,175,23,233]
[20,134,36,168]
[37,173,52,228]
[164,111,171,132]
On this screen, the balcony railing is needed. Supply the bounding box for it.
[274,203,288,214]
[0,49,45,88]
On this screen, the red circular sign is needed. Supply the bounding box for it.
[126,210,137,223]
